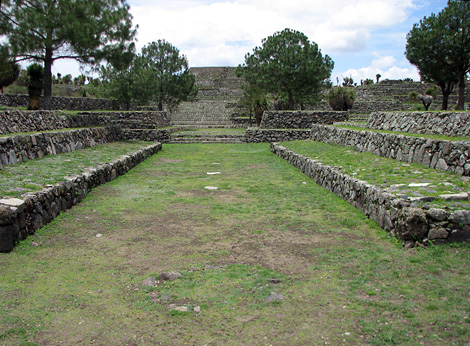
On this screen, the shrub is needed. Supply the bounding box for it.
[26,63,44,110]
[424,86,438,98]
[408,91,419,102]
[410,104,425,111]
[327,86,356,111]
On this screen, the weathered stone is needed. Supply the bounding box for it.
[426,208,448,221]
[449,210,470,225]
[439,192,469,201]
[428,227,449,240]
[265,292,285,302]
[0,224,15,252]
[158,271,182,282]
[142,277,157,287]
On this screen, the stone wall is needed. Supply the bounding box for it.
[367,111,470,137]
[245,129,311,143]
[0,110,170,136]
[310,124,470,176]
[312,100,413,113]
[0,143,162,252]
[0,110,69,134]
[272,143,470,245]
[261,111,348,129]
[76,111,171,129]
[0,126,122,168]
[0,94,116,110]
[122,129,171,143]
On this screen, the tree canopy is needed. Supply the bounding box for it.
[0,0,137,109]
[405,0,470,110]
[237,28,333,110]
[0,45,19,92]
[100,40,197,111]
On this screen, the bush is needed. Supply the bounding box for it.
[408,91,419,102]
[327,86,356,111]
[410,104,425,111]
[26,63,44,110]
[424,86,438,98]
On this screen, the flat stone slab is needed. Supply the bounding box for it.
[204,186,219,190]
[207,172,221,175]
[439,192,469,201]
[0,198,25,208]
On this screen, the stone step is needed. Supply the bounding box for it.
[170,137,245,144]
[170,134,245,143]
[171,124,233,129]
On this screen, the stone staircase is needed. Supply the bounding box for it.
[171,99,235,128]
[170,133,245,144]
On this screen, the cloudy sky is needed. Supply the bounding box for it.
[56,0,449,83]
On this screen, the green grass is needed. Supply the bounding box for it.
[0,143,469,345]
[280,140,470,209]
[0,141,154,198]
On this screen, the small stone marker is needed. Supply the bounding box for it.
[142,277,157,287]
[265,292,285,303]
[439,192,468,201]
[205,186,219,190]
[408,183,431,187]
[267,278,283,284]
[158,271,181,282]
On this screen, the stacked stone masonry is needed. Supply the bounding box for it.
[0,143,162,252]
[261,111,348,129]
[367,111,470,137]
[245,129,311,143]
[0,110,170,136]
[310,124,470,176]
[272,143,470,245]
[0,126,122,168]
[0,94,116,110]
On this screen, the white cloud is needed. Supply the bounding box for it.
[371,55,397,69]
[129,0,417,65]
[45,0,427,78]
[338,56,420,83]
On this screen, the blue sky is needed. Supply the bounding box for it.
[56,0,449,83]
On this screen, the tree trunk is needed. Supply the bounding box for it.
[457,73,466,111]
[42,48,53,110]
[288,90,294,110]
[254,106,263,127]
[439,82,454,111]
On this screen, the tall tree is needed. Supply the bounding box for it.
[140,40,197,111]
[100,40,198,111]
[237,28,333,110]
[0,0,137,109]
[100,44,139,110]
[442,1,470,110]
[405,0,470,110]
[0,45,19,92]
